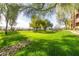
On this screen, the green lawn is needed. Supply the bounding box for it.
[0,30,79,56]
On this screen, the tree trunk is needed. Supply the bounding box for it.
[33,27,38,31]
[10,25,14,31]
[4,4,9,35]
[73,11,76,30]
[11,25,13,31]
[5,18,8,35]
[65,21,67,30]
[35,27,38,31]
[71,14,73,30]
[44,27,46,31]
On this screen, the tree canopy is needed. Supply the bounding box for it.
[30,15,53,31]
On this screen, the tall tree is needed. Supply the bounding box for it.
[30,15,53,31]
[22,3,57,18]
[56,3,75,29]
[0,3,22,34]
[8,4,22,31]
[30,15,42,31]
[41,19,53,31]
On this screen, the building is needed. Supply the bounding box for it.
[71,9,79,30]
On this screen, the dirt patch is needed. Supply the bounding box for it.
[0,40,31,56]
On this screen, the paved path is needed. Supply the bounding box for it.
[68,30,79,35]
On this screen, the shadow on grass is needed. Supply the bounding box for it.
[0,31,18,37]
[1,31,79,56]
[0,31,28,48]
[15,34,79,56]
[33,30,58,34]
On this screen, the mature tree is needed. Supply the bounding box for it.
[30,15,53,31]
[0,3,22,34]
[56,3,79,30]
[41,19,53,31]
[22,3,57,19]
[56,3,74,29]
[8,4,22,31]
[30,15,42,31]
[23,3,55,31]
[0,3,57,34]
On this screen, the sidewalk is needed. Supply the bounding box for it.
[68,30,79,35]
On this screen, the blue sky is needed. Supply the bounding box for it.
[16,12,31,29]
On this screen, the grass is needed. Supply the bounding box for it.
[0,30,79,56]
